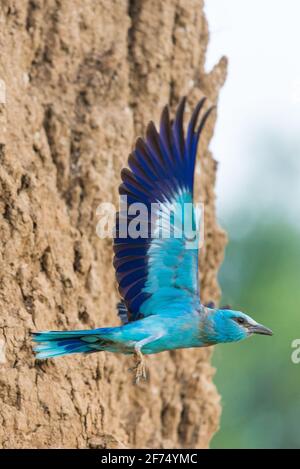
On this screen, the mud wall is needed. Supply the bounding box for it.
[0,0,227,448]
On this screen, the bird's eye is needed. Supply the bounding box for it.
[236,317,246,325]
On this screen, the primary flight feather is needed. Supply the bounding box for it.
[32,97,272,382]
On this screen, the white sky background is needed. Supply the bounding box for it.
[204,0,300,220]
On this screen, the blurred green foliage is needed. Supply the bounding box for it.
[211,132,300,448]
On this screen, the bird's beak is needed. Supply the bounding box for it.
[249,323,273,336]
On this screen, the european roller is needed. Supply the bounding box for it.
[32,98,272,382]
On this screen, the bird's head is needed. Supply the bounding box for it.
[207,309,273,344]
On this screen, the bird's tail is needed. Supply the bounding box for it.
[31,327,116,359]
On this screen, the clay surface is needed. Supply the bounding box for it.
[0,0,227,448]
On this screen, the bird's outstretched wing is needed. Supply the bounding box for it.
[113,97,214,322]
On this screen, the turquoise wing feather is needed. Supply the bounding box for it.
[113,97,214,321]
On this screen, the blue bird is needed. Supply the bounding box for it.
[32,98,272,382]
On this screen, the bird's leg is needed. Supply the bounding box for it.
[129,333,163,384]
[132,347,146,384]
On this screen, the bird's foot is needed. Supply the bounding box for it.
[129,349,147,384]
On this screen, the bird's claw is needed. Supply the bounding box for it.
[129,349,147,384]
